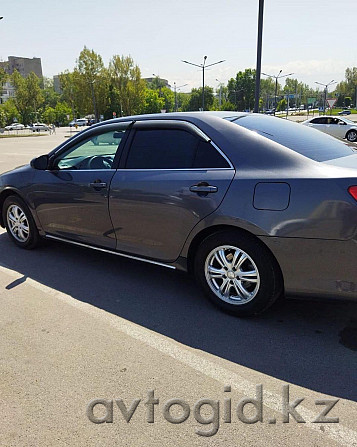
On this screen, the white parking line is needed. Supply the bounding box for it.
[0,261,356,446]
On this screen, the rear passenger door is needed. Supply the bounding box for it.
[109,120,235,262]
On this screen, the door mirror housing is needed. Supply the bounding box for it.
[30,155,49,170]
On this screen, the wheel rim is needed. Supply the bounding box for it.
[204,245,260,305]
[6,204,30,243]
[347,130,357,141]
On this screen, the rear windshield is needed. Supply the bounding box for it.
[228,115,356,162]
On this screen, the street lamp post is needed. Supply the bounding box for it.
[315,80,337,114]
[182,56,225,110]
[173,82,188,112]
[262,70,294,115]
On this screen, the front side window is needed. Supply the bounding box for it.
[126,128,230,169]
[53,129,126,170]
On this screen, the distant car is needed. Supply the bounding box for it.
[4,123,25,131]
[338,110,352,115]
[69,118,88,127]
[31,123,50,132]
[302,115,357,142]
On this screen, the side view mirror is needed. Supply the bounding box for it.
[30,155,49,170]
[338,122,346,125]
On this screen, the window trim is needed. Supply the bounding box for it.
[121,120,234,171]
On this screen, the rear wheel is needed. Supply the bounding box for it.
[346,130,357,142]
[194,231,283,316]
[2,195,40,249]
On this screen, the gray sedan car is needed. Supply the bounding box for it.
[0,112,356,316]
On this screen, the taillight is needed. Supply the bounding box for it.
[348,186,357,201]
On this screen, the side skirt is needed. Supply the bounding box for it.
[44,234,177,270]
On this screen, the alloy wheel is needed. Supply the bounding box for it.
[204,245,260,305]
[6,204,30,243]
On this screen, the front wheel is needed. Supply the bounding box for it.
[194,231,283,317]
[2,195,40,249]
[346,130,357,142]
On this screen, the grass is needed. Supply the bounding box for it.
[0,133,48,138]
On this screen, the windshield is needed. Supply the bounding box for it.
[228,115,356,162]
[342,118,355,125]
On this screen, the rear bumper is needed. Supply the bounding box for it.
[259,236,357,301]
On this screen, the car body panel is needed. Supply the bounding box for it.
[109,168,234,261]
[27,169,117,248]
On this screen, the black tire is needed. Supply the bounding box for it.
[346,129,357,142]
[2,195,40,249]
[194,230,283,317]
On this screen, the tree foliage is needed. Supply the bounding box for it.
[182,87,214,111]
[11,71,44,124]
[228,69,256,111]
[109,55,146,116]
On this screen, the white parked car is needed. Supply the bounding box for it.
[302,115,357,142]
[69,118,88,127]
[4,123,25,131]
[31,123,50,132]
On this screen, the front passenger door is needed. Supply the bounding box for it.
[31,124,129,248]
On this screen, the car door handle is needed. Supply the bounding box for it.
[190,184,218,194]
[89,181,107,189]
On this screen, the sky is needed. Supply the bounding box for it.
[1,0,356,92]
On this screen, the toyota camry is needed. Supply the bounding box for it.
[0,112,356,316]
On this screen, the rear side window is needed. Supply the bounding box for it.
[193,140,230,168]
[126,128,230,169]
[310,117,326,124]
[230,115,356,162]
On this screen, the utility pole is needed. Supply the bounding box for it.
[254,0,264,113]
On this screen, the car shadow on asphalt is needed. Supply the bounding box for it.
[1,233,356,401]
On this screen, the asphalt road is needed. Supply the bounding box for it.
[0,127,356,446]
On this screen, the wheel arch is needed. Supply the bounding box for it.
[0,189,27,227]
[186,224,284,286]
[346,129,357,140]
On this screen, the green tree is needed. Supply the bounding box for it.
[228,69,256,111]
[336,67,357,107]
[176,92,190,112]
[182,87,214,111]
[1,99,20,124]
[0,67,7,90]
[260,77,276,110]
[42,106,56,123]
[143,88,165,114]
[276,98,287,112]
[11,71,44,124]
[54,102,72,125]
[160,86,174,112]
[282,78,315,108]
[109,55,146,116]
[76,47,108,120]
[42,77,61,109]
